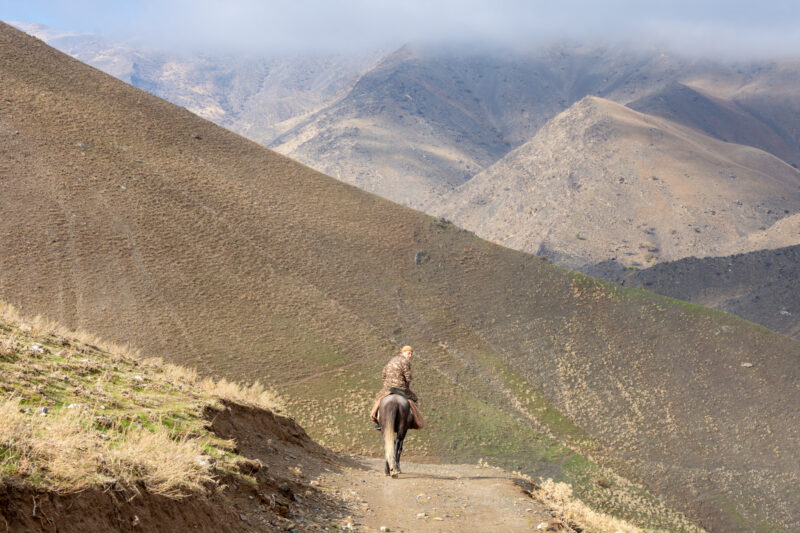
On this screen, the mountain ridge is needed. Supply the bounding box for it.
[628,81,800,168]
[429,95,800,267]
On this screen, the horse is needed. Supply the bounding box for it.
[377,393,413,478]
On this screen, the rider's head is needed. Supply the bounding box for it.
[401,346,414,360]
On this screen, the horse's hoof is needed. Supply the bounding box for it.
[391,472,399,479]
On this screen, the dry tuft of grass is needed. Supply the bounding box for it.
[143,357,281,411]
[535,478,644,533]
[200,377,281,411]
[108,428,215,497]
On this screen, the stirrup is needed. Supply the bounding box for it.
[374,423,381,430]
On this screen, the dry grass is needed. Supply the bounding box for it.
[0,301,279,497]
[108,428,215,497]
[0,399,214,496]
[1,300,281,412]
[142,357,281,411]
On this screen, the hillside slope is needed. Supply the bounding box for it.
[0,304,639,533]
[430,96,800,267]
[13,22,381,144]
[585,244,800,340]
[628,82,800,168]
[1,23,799,531]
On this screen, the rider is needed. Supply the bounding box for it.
[370,345,423,430]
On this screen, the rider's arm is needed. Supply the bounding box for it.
[402,360,412,384]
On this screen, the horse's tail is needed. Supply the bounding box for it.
[382,401,398,476]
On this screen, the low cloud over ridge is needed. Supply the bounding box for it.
[3,0,800,58]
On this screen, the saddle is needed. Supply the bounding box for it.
[384,388,424,429]
[388,387,410,399]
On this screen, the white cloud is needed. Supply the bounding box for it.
[4,0,800,57]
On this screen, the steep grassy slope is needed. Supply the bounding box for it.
[430,96,800,267]
[2,23,799,531]
[0,303,645,533]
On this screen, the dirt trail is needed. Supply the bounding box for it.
[316,457,556,532]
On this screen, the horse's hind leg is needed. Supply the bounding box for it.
[394,437,404,475]
[390,436,400,478]
[383,427,399,477]
[389,436,403,478]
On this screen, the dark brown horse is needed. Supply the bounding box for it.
[378,394,413,477]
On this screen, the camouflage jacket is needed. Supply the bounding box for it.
[381,355,417,401]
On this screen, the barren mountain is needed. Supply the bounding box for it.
[725,212,800,253]
[2,23,799,531]
[683,59,800,166]
[268,44,702,207]
[430,96,800,267]
[13,22,380,142]
[629,81,800,168]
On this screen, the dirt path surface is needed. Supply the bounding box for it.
[316,457,555,532]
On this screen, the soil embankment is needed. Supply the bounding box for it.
[1,402,348,532]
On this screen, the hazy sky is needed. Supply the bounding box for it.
[3,0,800,58]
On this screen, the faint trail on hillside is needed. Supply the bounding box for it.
[317,457,553,532]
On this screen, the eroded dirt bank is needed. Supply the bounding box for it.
[0,402,348,532]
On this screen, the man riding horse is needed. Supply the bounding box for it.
[370,345,424,430]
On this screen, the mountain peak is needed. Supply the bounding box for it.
[431,96,800,267]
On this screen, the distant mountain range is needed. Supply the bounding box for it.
[18,24,800,254]
[11,22,382,142]
[15,22,800,346]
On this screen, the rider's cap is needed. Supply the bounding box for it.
[401,345,413,353]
